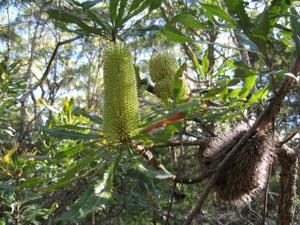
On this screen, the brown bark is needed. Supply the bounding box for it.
[277,145,298,225]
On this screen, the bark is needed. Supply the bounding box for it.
[277,145,298,225]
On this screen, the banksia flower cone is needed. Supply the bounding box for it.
[149,52,179,82]
[203,123,273,205]
[103,43,139,142]
[149,52,190,104]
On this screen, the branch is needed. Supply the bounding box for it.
[133,144,169,172]
[182,55,300,225]
[152,140,209,148]
[280,124,300,145]
[17,35,83,102]
[175,170,212,184]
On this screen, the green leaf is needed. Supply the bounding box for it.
[161,25,192,42]
[19,178,48,189]
[170,13,205,29]
[253,8,271,36]
[202,50,209,75]
[45,149,101,192]
[54,141,97,159]
[229,88,242,98]
[224,0,252,30]
[109,0,119,24]
[73,106,103,124]
[87,10,110,32]
[202,4,237,27]
[239,74,257,99]
[42,128,100,140]
[192,52,205,79]
[291,8,300,55]
[133,163,175,180]
[70,0,103,9]
[56,155,121,221]
[213,59,237,78]
[47,9,103,36]
[122,0,152,24]
[115,0,128,28]
[80,0,102,9]
[235,32,260,53]
[248,86,269,103]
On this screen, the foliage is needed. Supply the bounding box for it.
[0,0,300,224]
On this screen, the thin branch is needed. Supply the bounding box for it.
[152,140,209,148]
[133,144,169,172]
[280,124,300,145]
[175,170,212,184]
[17,35,83,102]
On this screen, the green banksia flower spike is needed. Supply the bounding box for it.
[103,43,139,142]
[149,52,179,82]
[149,52,190,104]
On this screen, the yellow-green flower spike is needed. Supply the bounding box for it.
[149,52,179,82]
[103,43,139,142]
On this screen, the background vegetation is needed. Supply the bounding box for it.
[0,0,299,224]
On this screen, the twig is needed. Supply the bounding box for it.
[165,147,177,225]
[152,140,209,148]
[261,162,273,225]
[133,144,168,172]
[174,170,212,184]
[17,35,83,102]
[280,124,300,145]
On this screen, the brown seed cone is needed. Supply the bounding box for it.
[203,123,274,205]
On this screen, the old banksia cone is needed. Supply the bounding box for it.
[149,52,190,104]
[103,43,139,142]
[203,123,273,205]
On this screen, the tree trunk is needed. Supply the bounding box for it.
[277,144,298,225]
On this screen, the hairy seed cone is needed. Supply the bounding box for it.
[103,43,139,142]
[149,52,179,82]
[203,123,273,205]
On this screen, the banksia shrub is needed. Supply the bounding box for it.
[103,43,139,142]
[149,52,190,104]
[203,123,273,205]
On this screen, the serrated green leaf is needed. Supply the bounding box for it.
[229,88,242,98]
[239,74,257,99]
[202,4,237,27]
[161,25,192,42]
[109,0,119,24]
[44,149,100,192]
[43,128,100,140]
[248,86,269,103]
[235,32,261,53]
[291,8,300,55]
[202,50,209,75]
[47,9,103,36]
[56,155,121,221]
[170,13,205,29]
[224,0,252,30]
[213,59,237,78]
[87,10,110,32]
[115,0,127,28]
[73,106,103,124]
[192,52,205,79]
